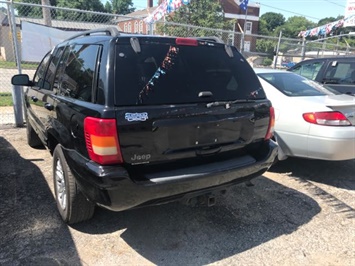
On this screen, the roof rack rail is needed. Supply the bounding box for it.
[195,36,224,44]
[66,27,120,41]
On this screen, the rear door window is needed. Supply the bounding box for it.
[114,40,265,106]
[33,52,51,88]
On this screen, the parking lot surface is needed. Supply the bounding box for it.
[0,127,354,266]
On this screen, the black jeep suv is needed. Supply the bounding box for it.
[12,27,277,224]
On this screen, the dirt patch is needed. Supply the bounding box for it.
[1,127,354,265]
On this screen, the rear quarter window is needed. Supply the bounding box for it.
[290,61,324,80]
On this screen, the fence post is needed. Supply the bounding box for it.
[301,37,306,60]
[41,0,52,27]
[273,30,282,69]
[8,1,24,127]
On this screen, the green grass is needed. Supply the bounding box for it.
[0,93,13,106]
[0,61,38,69]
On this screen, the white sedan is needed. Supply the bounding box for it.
[254,68,355,161]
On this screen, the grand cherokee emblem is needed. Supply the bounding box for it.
[125,112,148,122]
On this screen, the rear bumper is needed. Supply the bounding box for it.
[63,141,278,211]
[308,125,355,160]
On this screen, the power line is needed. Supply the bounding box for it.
[255,2,322,21]
[322,0,346,8]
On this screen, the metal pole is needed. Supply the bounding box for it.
[301,37,306,60]
[273,30,282,69]
[41,0,52,27]
[8,1,24,127]
[231,22,236,46]
[240,7,248,54]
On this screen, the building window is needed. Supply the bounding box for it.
[128,22,132,32]
[124,23,127,32]
[245,22,252,34]
[134,21,138,33]
[244,41,251,52]
[139,21,143,33]
[146,24,150,34]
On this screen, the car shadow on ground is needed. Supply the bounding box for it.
[0,135,82,265]
[269,158,355,190]
[73,175,321,265]
[269,158,355,220]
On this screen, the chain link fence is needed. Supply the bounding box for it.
[1,1,355,126]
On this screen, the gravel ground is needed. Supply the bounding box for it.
[0,126,354,266]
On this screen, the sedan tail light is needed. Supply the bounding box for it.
[265,107,275,140]
[84,117,123,165]
[303,111,352,126]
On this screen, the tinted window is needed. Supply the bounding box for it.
[290,61,323,80]
[42,47,65,91]
[59,44,100,102]
[115,42,264,106]
[259,72,339,97]
[325,61,355,85]
[33,52,51,88]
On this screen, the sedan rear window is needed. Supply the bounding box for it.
[114,40,265,105]
[258,72,340,97]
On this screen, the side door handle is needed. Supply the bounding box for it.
[31,96,38,102]
[44,102,54,111]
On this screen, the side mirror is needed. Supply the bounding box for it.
[11,74,33,86]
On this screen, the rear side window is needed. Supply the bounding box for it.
[58,44,100,102]
[325,61,355,85]
[114,41,265,105]
[290,61,324,80]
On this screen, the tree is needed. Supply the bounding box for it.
[56,0,106,12]
[104,1,113,13]
[109,0,135,15]
[259,12,285,35]
[317,15,343,26]
[160,0,234,37]
[55,0,107,21]
[15,0,57,18]
[278,16,316,38]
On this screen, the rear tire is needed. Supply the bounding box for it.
[53,145,95,224]
[26,120,43,148]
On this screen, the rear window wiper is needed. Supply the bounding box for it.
[206,99,255,108]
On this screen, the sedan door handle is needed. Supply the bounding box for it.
[31,96,38,102]
[44,102,54,111]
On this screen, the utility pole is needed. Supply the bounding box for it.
[41,0,52,27]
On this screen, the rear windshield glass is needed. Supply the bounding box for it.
[114,40,265,105]
[258,72,340,97]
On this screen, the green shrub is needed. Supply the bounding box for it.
[262,58,273,66]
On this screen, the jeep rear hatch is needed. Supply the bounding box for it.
[113,37,271,165]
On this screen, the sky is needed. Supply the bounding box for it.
[129,0,349,23]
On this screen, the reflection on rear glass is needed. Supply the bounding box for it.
[138,46,179,104]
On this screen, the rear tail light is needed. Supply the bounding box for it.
[175,37,198,46]
[84,117,123,165]
[303,111,351,126]
[265,106,275,140]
